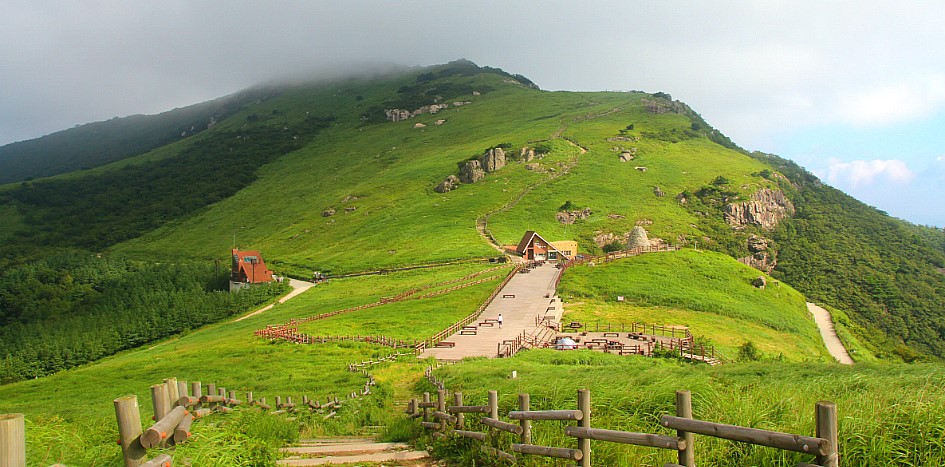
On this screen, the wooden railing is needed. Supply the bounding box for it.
[406,373,839,467]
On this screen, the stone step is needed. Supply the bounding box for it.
[283,442,409,456]
[278,450,430,466]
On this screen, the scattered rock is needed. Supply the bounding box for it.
[481,148,506,173]
[635,166,648,172]
[385,104,449,122]
[472,91,481,96]
[608,214,625,220]
[619,152,634,162]
[556,208,592,224]
[435,175,460,193]
[676,193,688,205]
[724,188,795,230]
[322,208,336,217]
[594,232,619,248]
[520,147,536,162]
[627,226,650,249]
[607,136,638,142]
[435,119,446,125]
[344,206,357,213]
[341,195,359,203]
[636,218,653,225]
[752,276,767,289]
[459,160,485,183]
[413,122,427,129]
[653,186,665,197]
[525,162,540,171]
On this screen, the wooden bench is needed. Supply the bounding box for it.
[503,294,516,298]
[603,332,619,338]
[567,322,582,329]
[436,341,456,348]
[460,330,477,336]
[479,322,494,327]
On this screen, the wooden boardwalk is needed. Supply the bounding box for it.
[420,262,563,361]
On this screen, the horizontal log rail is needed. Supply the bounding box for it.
[509,409,583,421]
[565,426,684,450]
[513,443,583,460]
[481,417,524,435]
[448,405,491,414]
[661,415,831,456]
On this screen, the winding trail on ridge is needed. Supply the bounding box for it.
[807,302,854,365]
[475,137,588,253]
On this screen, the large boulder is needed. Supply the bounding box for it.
[481,148,506,173]
[459,160,485,184]
[520,147,536,162]
[435,175,460,193]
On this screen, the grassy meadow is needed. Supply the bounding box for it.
[419,350,945,466]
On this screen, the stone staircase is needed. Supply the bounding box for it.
[278,437,431,466]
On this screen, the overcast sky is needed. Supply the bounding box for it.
[2,1,944,226]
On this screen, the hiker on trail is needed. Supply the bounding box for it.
[498,313,503,328]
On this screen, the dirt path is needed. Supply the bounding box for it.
[235,279,315,322]
[807,302,854,365]
[279,438,431,466]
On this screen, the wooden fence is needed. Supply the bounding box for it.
[407,369,839,466]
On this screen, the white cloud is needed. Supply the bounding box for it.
[826,159,915,188]
[837,75,945,127]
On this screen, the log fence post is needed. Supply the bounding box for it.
[454,392,465,430]
[0,413,26,467]
[577,389,590,467]
[437,389,447,431]
[114,395,147,467]
[191,381,203,409]
[150,384,170,422]
[816,401,839,467]
[164,378,179,408]
[177,381,188,401]
[676,390,695,467]
[422,393,430,423]
[519,393,531,444]
[488,390,498,421]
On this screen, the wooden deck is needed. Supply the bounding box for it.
[420,262,563,361]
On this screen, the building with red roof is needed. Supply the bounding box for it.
[230,248,275,291]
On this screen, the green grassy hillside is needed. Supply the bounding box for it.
[2,60,944,466]
[557,249,834,361]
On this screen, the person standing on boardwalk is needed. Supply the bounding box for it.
[498,313,503,328]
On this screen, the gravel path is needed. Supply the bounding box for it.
[807,302,854,364]
[234,279,315,322]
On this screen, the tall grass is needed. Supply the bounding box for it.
[419,350,945,466]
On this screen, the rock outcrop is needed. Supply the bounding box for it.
[384,103,449,122]
[641,98,690,115]
[459,160,485,184]
[724,188,795,230]
[520,147,536,162]
[627,226,650,249]
[556,208,592,224]
[738,234,777,273]
[481,148,506,173]
[435,175,460,193]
